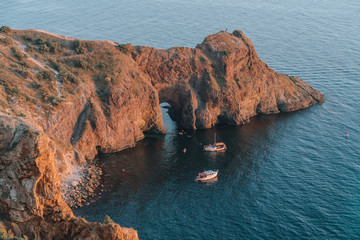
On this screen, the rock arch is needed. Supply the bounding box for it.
[132,30,323,130]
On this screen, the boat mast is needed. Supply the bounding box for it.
[214,133,216,144]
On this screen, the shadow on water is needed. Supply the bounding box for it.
[74,102,299,227]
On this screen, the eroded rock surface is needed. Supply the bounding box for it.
[132,30,323,128]
[0,28,323,239]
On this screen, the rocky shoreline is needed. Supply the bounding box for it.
[0,26,323,239]
[61,162,103,209]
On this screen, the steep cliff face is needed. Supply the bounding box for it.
[0,28,323,239]
[132,30,323,129]
[0,116,138,239]
[0,29,149,239]
[0,116,70,223]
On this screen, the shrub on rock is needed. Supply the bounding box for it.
[103,215,115,224]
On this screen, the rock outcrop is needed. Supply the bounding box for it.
[132,30,323,129]
[0,27,323,239]
[0,117,138,240]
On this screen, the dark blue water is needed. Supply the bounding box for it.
[3,0,360,239]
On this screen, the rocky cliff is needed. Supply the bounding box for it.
[0,27,323,239]
[132,30,323,129]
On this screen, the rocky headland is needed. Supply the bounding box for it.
[0,26,323,239]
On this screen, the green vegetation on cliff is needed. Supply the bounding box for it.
[0,223,27,240]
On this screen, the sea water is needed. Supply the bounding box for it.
[2,0,360,239]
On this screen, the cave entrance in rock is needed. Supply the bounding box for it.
[160,102,177,133]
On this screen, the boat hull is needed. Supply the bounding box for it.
[195,170,218,181]
[204,147,226,152]
[203,143,226,152]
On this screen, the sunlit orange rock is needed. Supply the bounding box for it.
[0,28,322,239]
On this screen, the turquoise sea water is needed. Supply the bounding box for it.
[2,1,360,239]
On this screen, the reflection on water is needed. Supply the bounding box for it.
[74,94,360,239]
[75,104,297,237]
